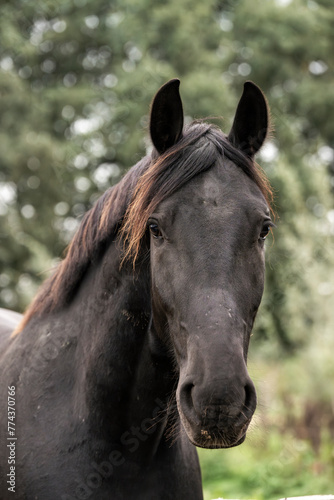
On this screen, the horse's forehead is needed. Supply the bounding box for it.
[202,160,263,196]
[161,161,268,217]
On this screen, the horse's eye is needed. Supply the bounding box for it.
[259,224,271,241]
[149,223,163,239]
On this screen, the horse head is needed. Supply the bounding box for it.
[142,80,272,449]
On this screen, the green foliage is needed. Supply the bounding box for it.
[199,427,334,500]
[199,386,334,500]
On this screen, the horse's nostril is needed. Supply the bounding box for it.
[242,381,257,419]
[181,382,194,409]
[178,382,204,429]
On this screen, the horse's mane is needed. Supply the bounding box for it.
[12,156,151,335]
[13,122,273,335]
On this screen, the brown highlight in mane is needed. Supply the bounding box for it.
[12,157,150,336]
[12,122,273,336]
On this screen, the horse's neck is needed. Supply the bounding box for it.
[56,242,175,442]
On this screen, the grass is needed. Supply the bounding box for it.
[199,428,334,500]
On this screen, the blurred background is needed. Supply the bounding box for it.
[0,0,333,498]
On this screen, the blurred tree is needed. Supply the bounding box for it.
[0,0,333,353]
[227,0,334,351]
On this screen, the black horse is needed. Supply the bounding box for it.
[0,79,273,500]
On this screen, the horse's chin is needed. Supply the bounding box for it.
[191,432,246,449]
[179,411,249,449]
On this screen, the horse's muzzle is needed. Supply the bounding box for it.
[177,378,257,449]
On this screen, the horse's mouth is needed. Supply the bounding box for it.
[179,407,251,449]
[194,426,248,449]
[176,377,257,450]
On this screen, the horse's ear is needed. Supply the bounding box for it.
[228,81,269,157]
[150,79,184,155]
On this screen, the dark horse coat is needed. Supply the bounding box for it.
[0,80,273,499]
